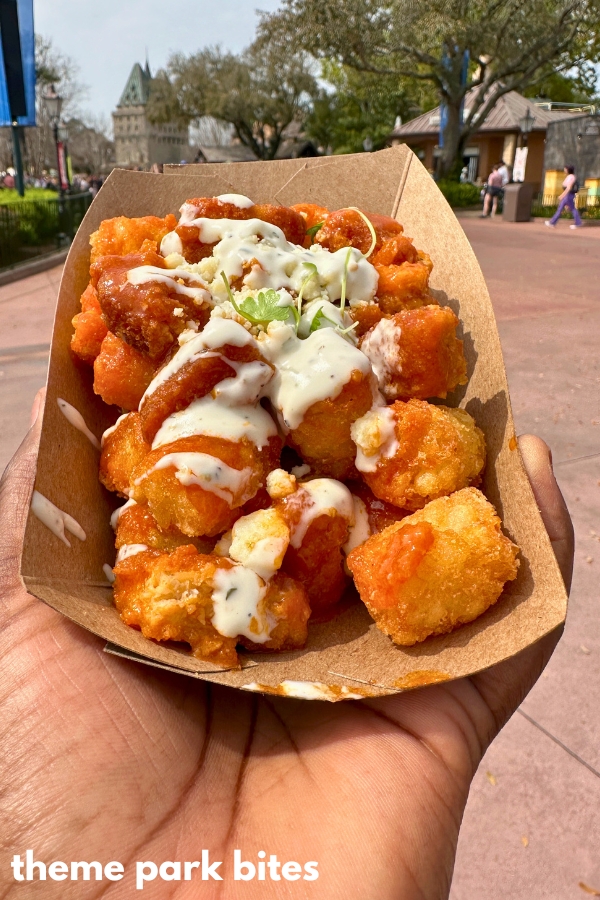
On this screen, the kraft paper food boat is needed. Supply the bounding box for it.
[20,146,568,700]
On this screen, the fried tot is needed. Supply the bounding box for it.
[352,399,486,510]
[93,333,156,411]
[89,214,177,264]
[100,412,150,496]
[347,487,519,645]
[70,283,108,365]
[360,305,468,401]
[114,501,215,555]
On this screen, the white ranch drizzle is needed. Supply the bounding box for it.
[160,231,183,256]
[260,321,373,432]
[101,413,129,448]
[343,496,372,556]
[178,217,378,305]
[57,398,100,449]
[290,479,355,549]
[116,543,149,562]
[110,498,137,531]
[141,452,253,506]
[241,681,365,701]
[360,317,403,392]
[141,318,256,400]
[215,193,254,209]
[298,298,357,342]
[211,565,271,643]
[126,266,211,305]
[103,564,115,583]
[30,490,86,547]
[152,394,277,450]
[352,406,400,473]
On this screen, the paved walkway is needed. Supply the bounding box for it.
[0,218,598,897]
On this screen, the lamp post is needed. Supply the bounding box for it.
[42,85,65,195]
[518,109,536,147]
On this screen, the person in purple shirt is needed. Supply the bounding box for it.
[545,166,584,229]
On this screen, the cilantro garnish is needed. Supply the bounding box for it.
[220,272,299,329]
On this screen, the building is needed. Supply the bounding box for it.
[389,91,574,189]
[542,113,600,203]
[112,62,190,169]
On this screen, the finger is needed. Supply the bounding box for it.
[0,394,44,592]
[29,386,46,427]
[518,433,574,591]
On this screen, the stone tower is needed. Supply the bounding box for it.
[112,62,189,168]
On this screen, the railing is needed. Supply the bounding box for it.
[0,192,93,272]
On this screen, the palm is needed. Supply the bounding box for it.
[0,420,572,900]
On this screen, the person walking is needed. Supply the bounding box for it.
[481,164,504,218]
[545,166,583,229]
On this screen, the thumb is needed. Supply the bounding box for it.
[0,388,45,595]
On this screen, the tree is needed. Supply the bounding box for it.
[257,0,600,177]
[147,41,318,160]
[305,62,435,155]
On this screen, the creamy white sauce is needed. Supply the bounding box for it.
[57,398,100,449]
[152,394,277,450]
[229,508,290,581]
[110,498,137,531]
[126,265,211,305]
[103,564,116,583]
[216,193,254,209]
[343,496,372,555]
[260,321,373,432]
[241,681,365,701]
[175,217,378,305]
[298,298,356,341]
[160,231,184,256]
[141,318,256,400]
[141,452,252,506]
[290,478,355,549]
[211,565,271,643]
[101,413,129,448]
[352,406,400,473]
[30,490,86,548]
[360,317,403,395]
[116,543,148,562]
[211,360,273,405]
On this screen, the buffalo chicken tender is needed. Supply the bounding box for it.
[113,544,311,667]
[92,245,212,361]
[360,306,468,401]
[131,433,281,538]
[89,214,177,264]
[347,488,519,645]
[352,399,486,510]
[100,412,150,496]
[93,332,156,411]
[113,501,216,557]
[70,284,108,365]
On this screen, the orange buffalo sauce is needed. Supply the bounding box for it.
[375,522,435,609]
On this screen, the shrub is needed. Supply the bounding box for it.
[437,180,481,208]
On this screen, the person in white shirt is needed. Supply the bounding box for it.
[497,162,510,186]
[546,166,583,228]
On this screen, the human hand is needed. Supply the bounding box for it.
[0,395,573,899]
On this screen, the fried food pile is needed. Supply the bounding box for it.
[71,195,519,667]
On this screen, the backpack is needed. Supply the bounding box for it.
[570,180,579,194]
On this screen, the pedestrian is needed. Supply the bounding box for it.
[481,164,503,218]
[545,166,583,229]
[497,160,510,186]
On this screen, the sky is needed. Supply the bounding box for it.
[34,0,283,120]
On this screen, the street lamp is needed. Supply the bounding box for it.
[518,109,536,146]
[42,85,65,197]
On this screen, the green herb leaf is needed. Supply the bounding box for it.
[239,289,294,324]
[306,222,324,243]
[309,307,339,334]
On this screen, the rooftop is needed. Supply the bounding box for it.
[117,62,152,108]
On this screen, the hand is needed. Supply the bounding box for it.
[0,394,573,899]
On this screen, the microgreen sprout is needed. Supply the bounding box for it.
[296,262,318,316]
[305,222,324,243]
[339,248,352,313]
[220,271,298,330]
[344,207,377,258]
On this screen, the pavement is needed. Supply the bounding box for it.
[0,217,598,897]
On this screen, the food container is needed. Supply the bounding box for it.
[21,146,568,700]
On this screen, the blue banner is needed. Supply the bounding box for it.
[439,49,469,149]
[0,0,36,127]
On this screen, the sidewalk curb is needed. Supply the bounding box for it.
[0,250,68,288]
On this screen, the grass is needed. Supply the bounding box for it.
[0,187,59,205]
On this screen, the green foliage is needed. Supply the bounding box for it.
[436,181,481,208]
[0,188,58,205]
[524,65,599,103]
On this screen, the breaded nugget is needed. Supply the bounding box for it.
[372,234,419,266]
[114,501,215,555]
[346,479,408,533]
[287,369,374,481]
[347,487,519,645]
[131,434,281,537]
[349,301,385,338]
[113,545,310,665]
[352,399,486,510]
[360,306,467,401]
[93,332,156,411]
[290,203,330,245]
[316,208,404,255]
[92,245,211,360]
[89,214,177,264]
[175,198,306,263]
[71,283,108,365]
[374,260,432,314]
[100,412,150,496]
[274,477,354,615]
